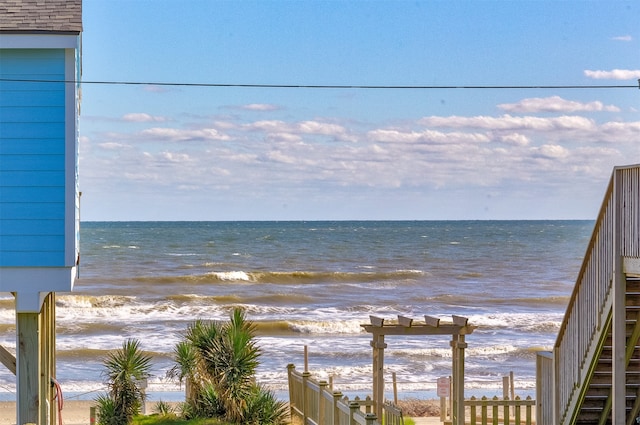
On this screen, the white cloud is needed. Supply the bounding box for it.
[584,69,640,80]
[140,127,231,141]
[98,142,130,150]
[367,129,422,143]
[498,96,620,113]
[298,121,346,136]
[264,132,303,143]
[244,119,356,142]
[212,120,237,130]
[123,113,168,122]
[419,114,596,132]
[598,121,640,142]
[245,120,290,132]
[123,171,160,182]
[161,152,191,162]
[611,35,633,42]
[534,144,570,159]
[368,128,489,144]
[497,133,530,146]
[241,103,280,111]
[266,150,298,164]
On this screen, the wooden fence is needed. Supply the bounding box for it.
[287,364,403,425]
[466,396,535,425]
[287,363,537,425]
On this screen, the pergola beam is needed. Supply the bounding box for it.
[362,323,473,336]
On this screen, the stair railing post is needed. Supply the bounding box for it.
[332,391,342,425]
[319,380,328,425]
[349,401,360,425]
[302,371,311,425]
[364,413,377,425]
[612,168,625,425]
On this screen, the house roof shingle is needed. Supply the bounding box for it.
[0,0,82,33]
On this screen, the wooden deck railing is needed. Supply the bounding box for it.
[541,165,640,425]
[287,364,402,425]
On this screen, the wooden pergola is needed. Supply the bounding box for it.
[361,314,475,425]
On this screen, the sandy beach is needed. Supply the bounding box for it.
[0,400,95,425]
[0,400,443,425]
[0,401,180,425]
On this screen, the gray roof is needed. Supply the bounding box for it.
[0,0,82,33]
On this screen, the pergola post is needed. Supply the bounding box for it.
[451,315,468,425]
[453,333,467,425]
[450,337,458,425]
[371,333,386,418]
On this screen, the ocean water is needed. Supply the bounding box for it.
[0,220,593,402]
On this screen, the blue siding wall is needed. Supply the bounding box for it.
[0,49,67,267]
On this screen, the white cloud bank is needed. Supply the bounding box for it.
[80,91,640,220]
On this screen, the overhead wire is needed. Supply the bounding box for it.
[0,77,639,90]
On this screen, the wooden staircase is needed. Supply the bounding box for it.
[537,165,640,425]
[573,277,640,424]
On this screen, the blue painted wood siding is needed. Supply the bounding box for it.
[0,49,67,266]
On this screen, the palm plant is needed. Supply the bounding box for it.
[97,338,152,425]
[168,319,223,414]
[167,340,200,405]
[168,308,288,424]
[202,308,260,422]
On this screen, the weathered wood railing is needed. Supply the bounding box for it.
[535,351,553,425]
[467,395,535,425]
[540,165,640,425]
[382,401,404,425]
[287,364,403,425]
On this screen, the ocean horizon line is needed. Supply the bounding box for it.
[81,218,596,223]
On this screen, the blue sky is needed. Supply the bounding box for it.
[79,0,640,221]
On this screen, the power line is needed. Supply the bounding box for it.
[1,77,639,90]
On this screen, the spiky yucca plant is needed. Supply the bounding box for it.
[97,339,152,425]
[202,308,260,422]
[168,308,287,424]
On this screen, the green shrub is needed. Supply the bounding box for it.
[152,400,176,417]
[243,385,288,425]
